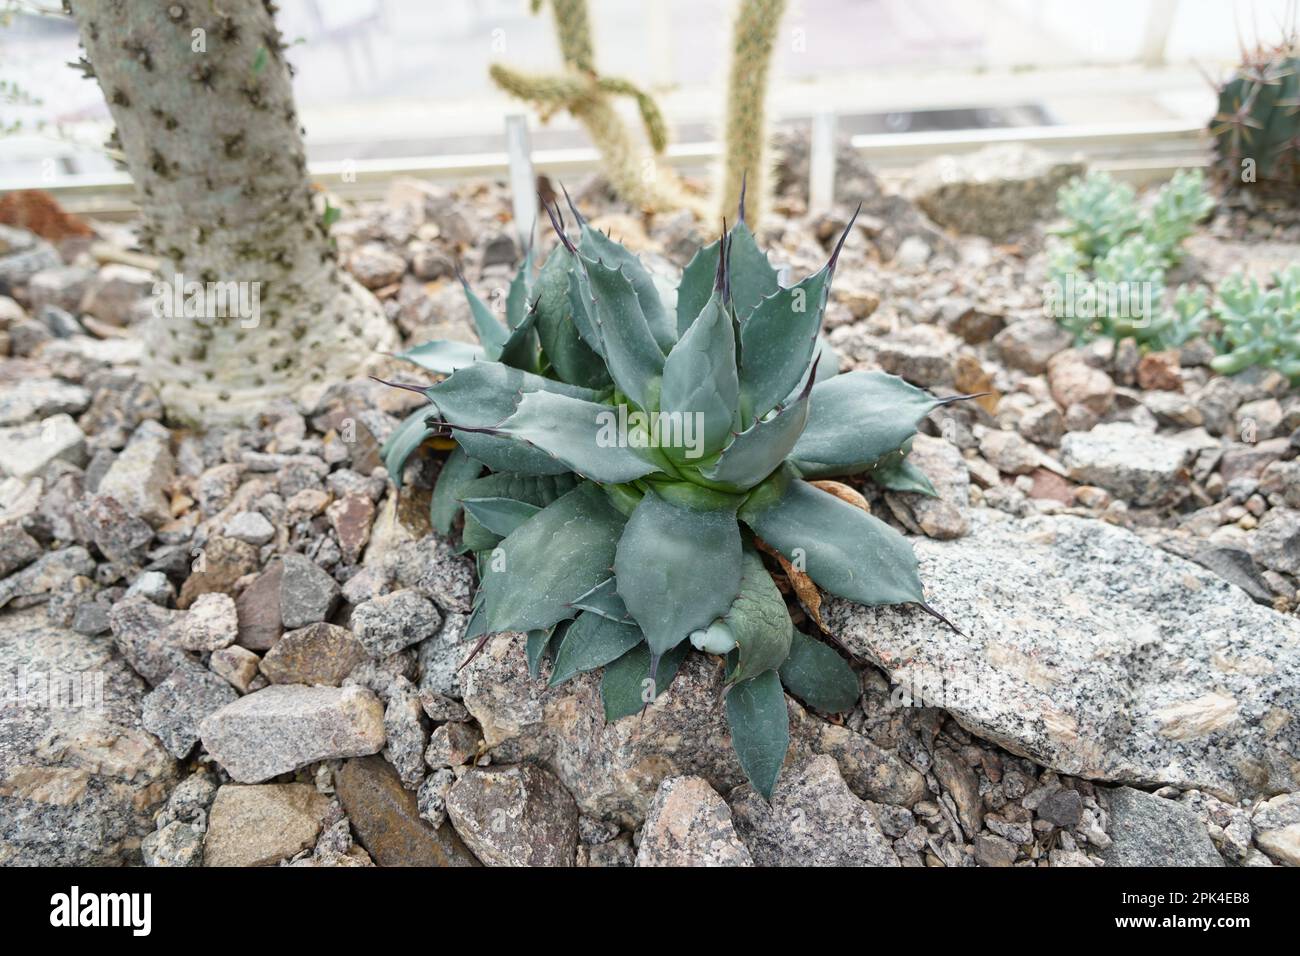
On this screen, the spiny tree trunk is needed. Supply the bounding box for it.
[70,0,395,426]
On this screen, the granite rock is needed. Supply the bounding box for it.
[822,510,1300,802]
[204,783,331,867]
[729,755,900,866]
[0,608,177,865]
[1100,787,1223,866]
[259,622,366,686]
[636,776,753,867]
[198,684,385,782]
[335,755,478,866]
[141,662,239,758]
[446,764,579,866]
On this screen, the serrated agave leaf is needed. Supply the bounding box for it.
[459,271,510,357]
[725,669,789,800]
[775,335,840,410]
[381,405,436,488]
[426,361,599,476]
[727,220,781,320]
[461,496,541,537]
[534,250,611,389]
[430,445,485,534]
[676,238,721,337]
[869,445,938,497]
[494,390,665,483]
[581,257,665,413]
[463,597,489,644]
[480,482,627,634]
[739,265,831,424]
[788,371,942,478]
[778,630,860,713]
[459,471,581,508]
[505,248,533,330]
[570,576,631,622]
[613,490,743,657]
[398,339,487,375]
[565,267,607,359]
[600,640,691,722]
[699,373,813,489]
[579,225,675,353]
[659,293,740,457]
[548,610,645,687]
[497,306,540,372]
[712,546,793,687]
[526,621,565,680]
[460,510,501,554]
[740,474,924,607]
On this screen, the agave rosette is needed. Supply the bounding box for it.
[382,194,956,796]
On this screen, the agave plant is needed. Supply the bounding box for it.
[381,193,956,798]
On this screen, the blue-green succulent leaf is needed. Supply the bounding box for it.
[565,267,607,359]
[570,576,631,622]
[581,256,665,413]
[788,371,941,478]
[525,628,550,679]
[676,238,720,337]
[505,249,533,330]
[660,293,740,458]
[430,444,485,534]
[496,305,540,372]
[778,630,860,713]
[398,339,487,375]
[381,405,436,488]
[740,474,924,607]
[868,444,938,497]
[600,640,690,722]
[480,482,627,634]
[699,372,813,489]
[548,611,644,687]
[493,390,665,483]
[461,496,541,538]
[534,250,611,389]
[613,490,743,657]
[713,546,793,687]
[739,265,831,424]
[579,225,675,353]
[727,220,781,321]
[426,361,599,476]
[459,272,510,357]
[725,669,789,800]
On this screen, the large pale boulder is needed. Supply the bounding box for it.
[823,510,1300,802]
[0,608,178,864]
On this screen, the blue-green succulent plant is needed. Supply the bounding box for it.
[1046,169,1214,350]
[380,193,956,798]
[1209,264,1300,382]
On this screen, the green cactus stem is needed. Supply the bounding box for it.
[492,0,702,215]
[719,0,788,229]
[1210,35,1300,193]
